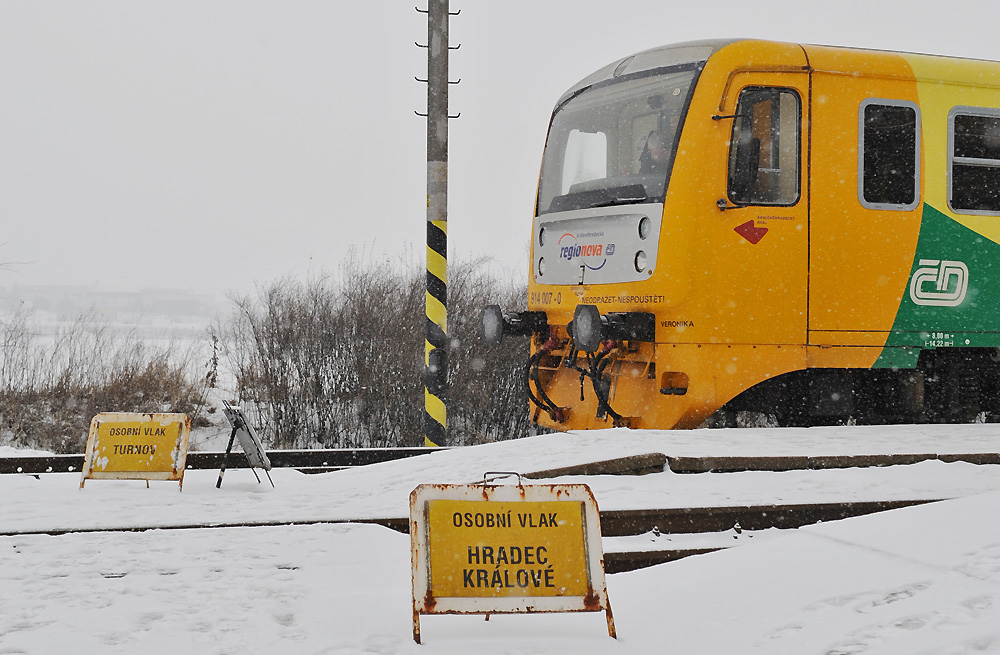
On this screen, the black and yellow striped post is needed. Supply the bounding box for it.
[425,220,447,447]
[421,0,454,447]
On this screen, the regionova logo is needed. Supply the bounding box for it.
[908,259,969,307]
[558,232,615,270]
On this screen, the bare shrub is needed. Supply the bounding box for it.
[217,255,529,448]
[0,308,209,453]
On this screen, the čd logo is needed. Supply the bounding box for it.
[908,259,969,307]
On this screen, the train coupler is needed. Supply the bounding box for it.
[612,416,636,429]
[532,405,570,425]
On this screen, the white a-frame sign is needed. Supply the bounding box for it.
[217,401,273,489]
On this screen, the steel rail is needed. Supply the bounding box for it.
[0,448,445,475]
[7,449,1000,476]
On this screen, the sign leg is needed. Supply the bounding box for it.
[246,451,262,484]
[216,426,238,489]
[412,610,421,644]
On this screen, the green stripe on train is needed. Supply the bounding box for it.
[874,204,1000,369]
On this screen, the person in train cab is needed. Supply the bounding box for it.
[639,130,670,174]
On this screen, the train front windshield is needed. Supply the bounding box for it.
[537,68,697,216]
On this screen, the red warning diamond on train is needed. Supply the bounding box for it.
[734,220,768,244]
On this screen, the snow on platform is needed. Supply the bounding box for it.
[2,424,1000,652]
[1,490,998,653]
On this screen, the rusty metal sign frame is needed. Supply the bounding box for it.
[80,413,191,491]
[409,477,616,643]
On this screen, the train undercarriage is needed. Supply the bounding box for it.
[715,348,1000,427]
[516,325,1000,430]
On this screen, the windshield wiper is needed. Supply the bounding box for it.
[547,183,648,213]
[590,187,648,208]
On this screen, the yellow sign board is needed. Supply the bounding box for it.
[80,413,190,490]
[426,499,589,598]
[410,481,615,644]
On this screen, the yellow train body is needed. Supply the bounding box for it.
[514,39,1000,430]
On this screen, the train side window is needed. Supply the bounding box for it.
[728,87,800,206]
[859,100,920,210]
[949,107,1000,215]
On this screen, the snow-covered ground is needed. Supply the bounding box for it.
[2,424,1000,653]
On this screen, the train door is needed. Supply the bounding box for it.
[711,72,809,346]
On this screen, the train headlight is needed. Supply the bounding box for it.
[538,257,546,277]
[572,304,603,352]
[538,226,546,246]
[638,216,651,239]
[634,250,647,272]
[482,305,504,344]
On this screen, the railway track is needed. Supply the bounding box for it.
[5,444,994,572]
[0,497,942,573]
[4,448,997,475]
[0,447,441,475]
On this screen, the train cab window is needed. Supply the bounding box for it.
[949,107,1000,215]
[561,129,608,193]
[537,67,698,215]
[728,87,800,206]
[859,99,920,210]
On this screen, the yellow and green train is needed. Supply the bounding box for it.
[484,39,1000,430]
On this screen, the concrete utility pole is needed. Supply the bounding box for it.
[419,0,457,447]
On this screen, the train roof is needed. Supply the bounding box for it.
[555,39,1000,109]
[555,39,736,107]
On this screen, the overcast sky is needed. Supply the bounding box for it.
[1,0,997,298]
